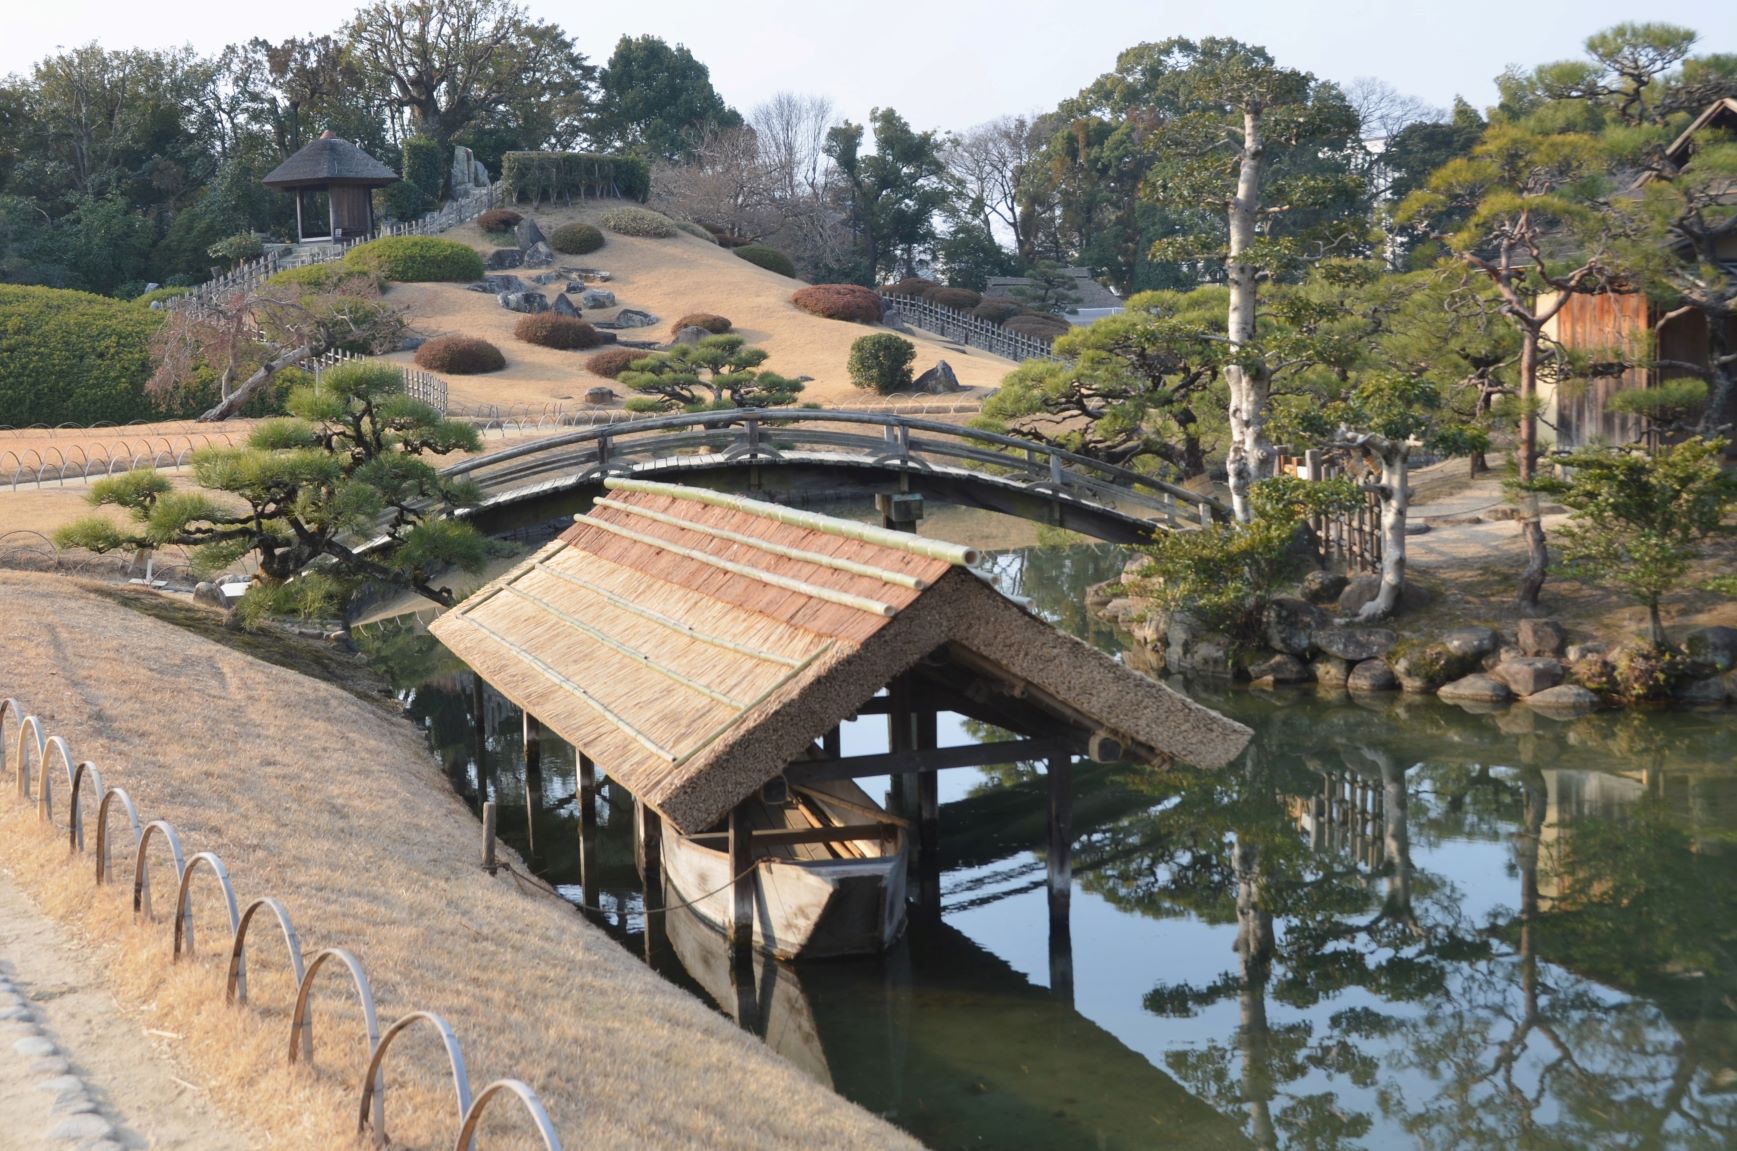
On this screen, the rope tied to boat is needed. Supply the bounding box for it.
[497,858,762,918]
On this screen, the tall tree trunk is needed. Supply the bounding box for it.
[1515,327,1548,610]
[1357,439,1409,621]
[1224,108,1271,524]
[1647,599,1666,647]
[1697,317,1735,443]
[1233,830,1276,1151]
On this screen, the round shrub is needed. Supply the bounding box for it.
[343,236,484,282]
[734,244,797,278]
[792,284,883,323]
[415,336,506,374]
[478,208,522,233]
[670,313,732,336]
[550,222,605,255]
[931,287,982,310]
[600,207,678,238]
[715,233,752,249]
[0,285,162,425]
[513,313,602,350]
[886,277,938,298]
[268,263,384,293]
[1004,313,1071,340]
[675,220,716,243]
[971,299,1024,324]
[587,347,643,379]
[847,333,917,394]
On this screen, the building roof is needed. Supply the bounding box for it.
[262,131,400,189]
[429,479,1251,834]
[985,267,1124,312]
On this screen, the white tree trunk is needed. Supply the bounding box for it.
[1358,442,1409,622]
[1224,108,1271,524]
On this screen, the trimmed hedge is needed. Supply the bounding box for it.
[268,263,384,292]
[601,207,678,238]
[478,209,522,233]
[931,287,982,310]
[1004,313,1070,340]
[970,299,1023,324]
[550,223,605,255]
[0,285,163,425]
[792,284,882,323]
[401,136,445,200]
[587,347,643,378]
[734,245,797,278]
[886,277,939,297]
[514,314,603,350]
[847,333,917,394]
[670,313,732,336]
[415,336,506,374]
[675,221,716,243]
[343,237,483,283]
[501,152,652,204]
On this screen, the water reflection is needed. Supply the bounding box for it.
[368,541,1737,1151]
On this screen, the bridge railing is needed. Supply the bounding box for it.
[445,409,1230,531]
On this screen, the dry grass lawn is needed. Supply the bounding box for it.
[0,572,919,1150]
[382,199,1015,411]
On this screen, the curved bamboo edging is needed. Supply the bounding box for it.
[356,1011,472,1149]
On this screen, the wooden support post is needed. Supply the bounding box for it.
[728,800,755,960]
[635,801,662,886]
[522,713,543,863]
[470,677,487,802]
[916,707,940,914]
[578,753,597,828]
[523,713,541,775]
[822,725,841,760]
[1047,755,1075,1005]
[481,801,497,875]
[886,677,918,817]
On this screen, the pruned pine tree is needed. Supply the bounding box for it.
[56,362,486,619]
[618,335,803,413]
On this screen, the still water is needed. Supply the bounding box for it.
[368,541,1737,1151]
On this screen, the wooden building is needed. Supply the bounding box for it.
[430,478,1250,957]
[262,131,399,243]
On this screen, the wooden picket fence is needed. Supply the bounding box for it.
[879,294,1060,363]
[302,349,447,414]
[1276,449,1382,575]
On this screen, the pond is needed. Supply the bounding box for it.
[367,535,1737,1151]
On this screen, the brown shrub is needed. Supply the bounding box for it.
[886,277,939,298]
[670,313,732,336]
[791,284,883,324]
[714,233,752,249]
[514,313,603,350]
[931,287,982,310]
[1003,313,1070,340]
[971,299,1023,324]
[414,336,505,374]
[587,347,644,378]
[478,209,522,233]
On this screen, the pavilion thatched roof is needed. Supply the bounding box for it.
[429,479,1251,834]
[263,131,400,189]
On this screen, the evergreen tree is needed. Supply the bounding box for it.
[591,35,741,163]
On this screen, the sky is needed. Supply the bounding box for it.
[4,0,1734,131]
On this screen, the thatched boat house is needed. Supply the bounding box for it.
[263,131,399,243]
[430,478,1250,956]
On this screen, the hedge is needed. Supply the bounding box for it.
[587,348,643,378]
[401,136,445,200]
[478,209,522,233]
[792,284,882,323]
[847,333,916,394]
[601,207,677,238]
[670,313,732,336]
[1004,313,1070,340]
[734,245,797,278]
[970,299,1023,324]
[343,237,484,283]
[886,277,938,297]
[931,287,982,310]
[514,314,603,350]
[415,336,505,373]
[0,285,163,426]
[268,263,384,292]
[675,221,716,243]
[550,223,605,255]
[500,152,652,204]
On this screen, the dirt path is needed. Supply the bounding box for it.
[0,872,256,1151]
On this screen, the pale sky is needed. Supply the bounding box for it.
[4,0,1734,132]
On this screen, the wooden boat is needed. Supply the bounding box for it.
[647,779,908,960]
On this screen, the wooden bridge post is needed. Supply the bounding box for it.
[728,800,755,961]
[1047,754,1075,1006]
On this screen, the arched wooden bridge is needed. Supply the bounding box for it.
[445,409,1229,542]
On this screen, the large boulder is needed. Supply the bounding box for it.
[192,581,229,611]
[551,293,581,318]
[1313,655,1351,689]
[1389,643,1481,694]
[1517,618,1567,657]
[584,386,616,404]
[522,240,556,268]
[671,325,711,347]
[1264,597,1326,657]
[483,247,523,270]
[1164,612,1234,679]
[1441,628,1500,660]
[1336,573,1433,618]
[913,360,961,394]
[451,145,480,192]
[1300,570,1348,605]
[1346,659,1398,693]
[609,308,659,329]
[514,217,546,251]
[482,274,525,293]
[1246,653,1312,685]
[1674,676,1731,705]
[498,291,548,313]
[579,288,618,309]
[1493,656,1564,697]
[1314,625,1397,662]
[1438,673,1513,704]
[1684,626,1737,673]
[1526,684,1599,715]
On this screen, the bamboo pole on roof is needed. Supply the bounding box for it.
[592,497,929,589]
[604,478,981,566]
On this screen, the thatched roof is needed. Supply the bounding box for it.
[429,479,1250,834]
[263,131,400,189]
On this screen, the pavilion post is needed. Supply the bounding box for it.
[728,800,755,960]
[470,677,487,802]
[578,753,597,827]
[1047,754,1075,1005]
[916,707,940,914]
[887,675,918,817]
[522,713,542,861]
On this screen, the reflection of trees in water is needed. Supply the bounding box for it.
[980,543,1131,651]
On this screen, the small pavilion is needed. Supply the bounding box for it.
[262,131,399,243]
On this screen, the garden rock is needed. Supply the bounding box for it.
[47,1114,113,1142]
[1438,673,1513,704]
[551,293,581,318]
[1337,574,1432,617]
[1300,570,1348,605]
[450,144,488,192]
[1314,625,1397,662]
[522,240,556,268]
[672,325,711,346]
[1442,628,1500,660]
[1264,597,1325,656]
[1565,641,1608,662]
[1247,653,1312,685]
[483,247,523,270]
[579,288,618,309]
[1674,676,1730,705]
[514,217,546,250]
[1346,659,1398,693]
[913,360,961,394]
[398,335,426,352]
[483,274,525,293]
[192,581,229,611]
[1164,613,1232,678]
[609,309,658,329]
[1518,618,1567,657]
[498,291,548,314]
[1313,655,1351,688]
[1494,657,1564,697]
[584,387,616,404]
[1390,643,1479,693]
[1684,626,1737,673]
[1527,684,1599,715]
